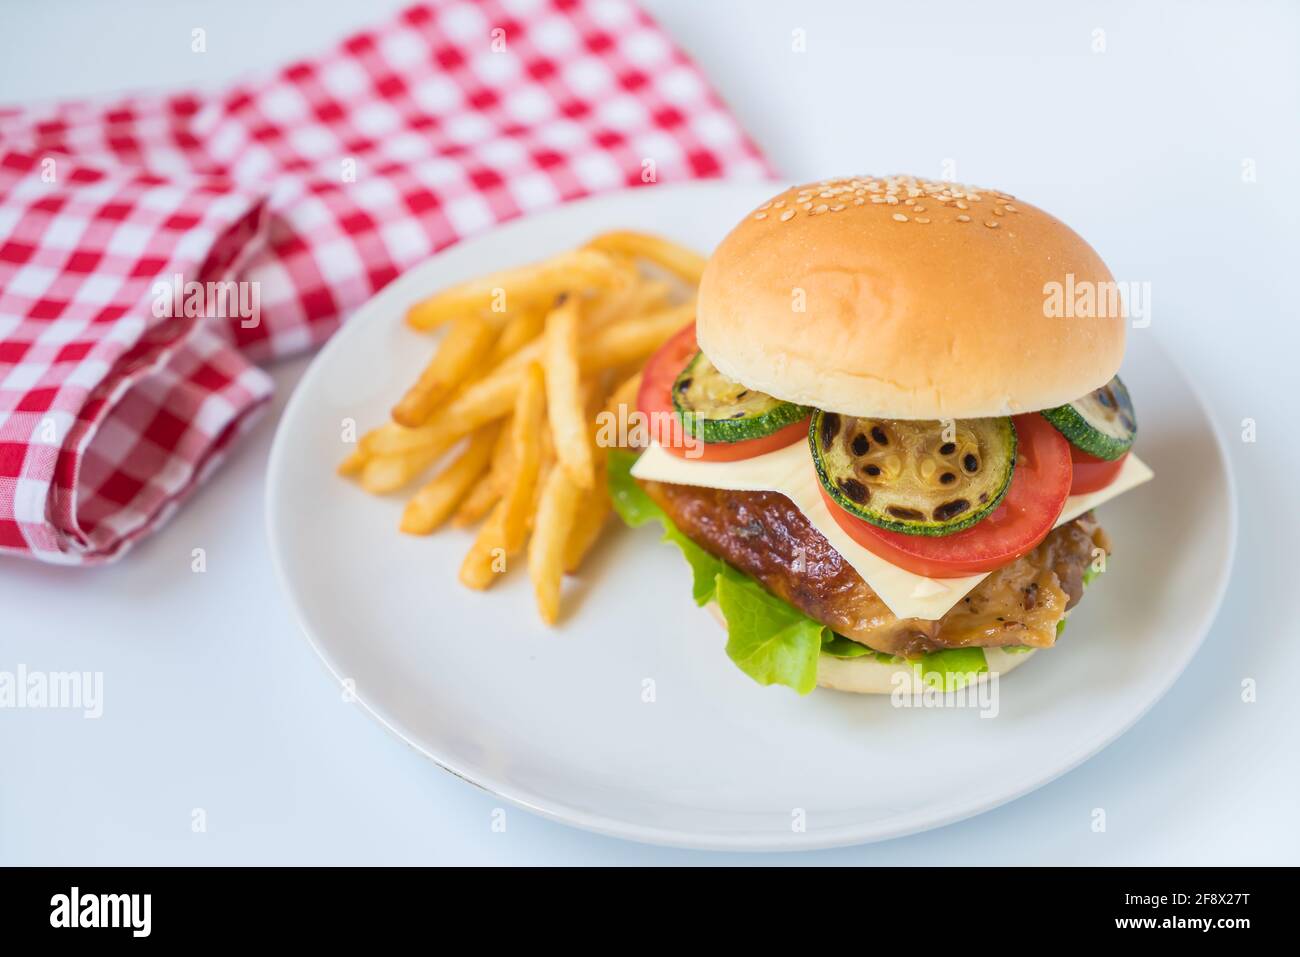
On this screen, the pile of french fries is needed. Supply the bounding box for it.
[338,231,704,624]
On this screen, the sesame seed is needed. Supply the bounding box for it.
[771,176,1021,232]
[753,212,767,220]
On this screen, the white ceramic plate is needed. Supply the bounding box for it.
[266,182,1236,850]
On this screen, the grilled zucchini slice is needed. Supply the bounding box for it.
[1041,375,1137,460]
[672,351,809,443]
[811,413,1017,536]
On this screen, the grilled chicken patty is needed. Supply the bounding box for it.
[641,480,1110,658]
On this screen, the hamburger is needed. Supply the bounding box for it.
[611,175,1151,694]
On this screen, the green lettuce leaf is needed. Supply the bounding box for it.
[667,525,724,607]
[715,565,824,693]
[820,633,876,658]
[916,647,987,691]
[607,448,671,529]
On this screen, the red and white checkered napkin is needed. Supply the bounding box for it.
[0,0,769,565]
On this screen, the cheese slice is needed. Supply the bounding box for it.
[631,440,1153,621]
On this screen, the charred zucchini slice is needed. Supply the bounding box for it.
[672,351,809,443]
[811,413,1017,536]
[1041,375,1137,460]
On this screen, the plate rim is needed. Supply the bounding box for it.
[265,181,1239,852]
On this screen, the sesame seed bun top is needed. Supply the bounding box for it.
[696,176,1127,419]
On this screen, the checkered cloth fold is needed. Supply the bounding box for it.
[0,0,768,564]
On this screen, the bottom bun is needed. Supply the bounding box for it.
[705,603,1037,695]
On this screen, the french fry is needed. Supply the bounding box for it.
[363,353,532,457]
[605,370,642,419]
[451,479,501,528]
[436,339,544,434]
[580,302,694,372]
[564,482,610,573]
[528,464,582,624]
[564,390,614,570]
[362,422,446,457]
[360,306,684,462]
[400,424,498,535]
[343,420,428,477]
[406,250,630,331]
[536,423,556,495]
[336,447,368,477]
[586,231,706,285]
[452,412,515,528]
[486,412,516,493]
[542,297,593,489]
[457,364,546,588]
[359,443,448,494]
[628,279,673,318]
[489,308,545,364]
[459,502,508,590]
[346,227,708,623]
[499,363,547,553]
[584,282,636,331]
[450,414,512,527]
[596,370,643,452]
[586,278,671,329]
[359,421,426,457]
[391,314,496,427]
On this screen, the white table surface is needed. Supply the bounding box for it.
[1,0,1296,865]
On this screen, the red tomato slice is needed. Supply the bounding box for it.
[636,322,809,462]
[1069,447,1127,494]
[819,414,1074,578]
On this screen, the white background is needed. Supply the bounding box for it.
[1,0,1296,864]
